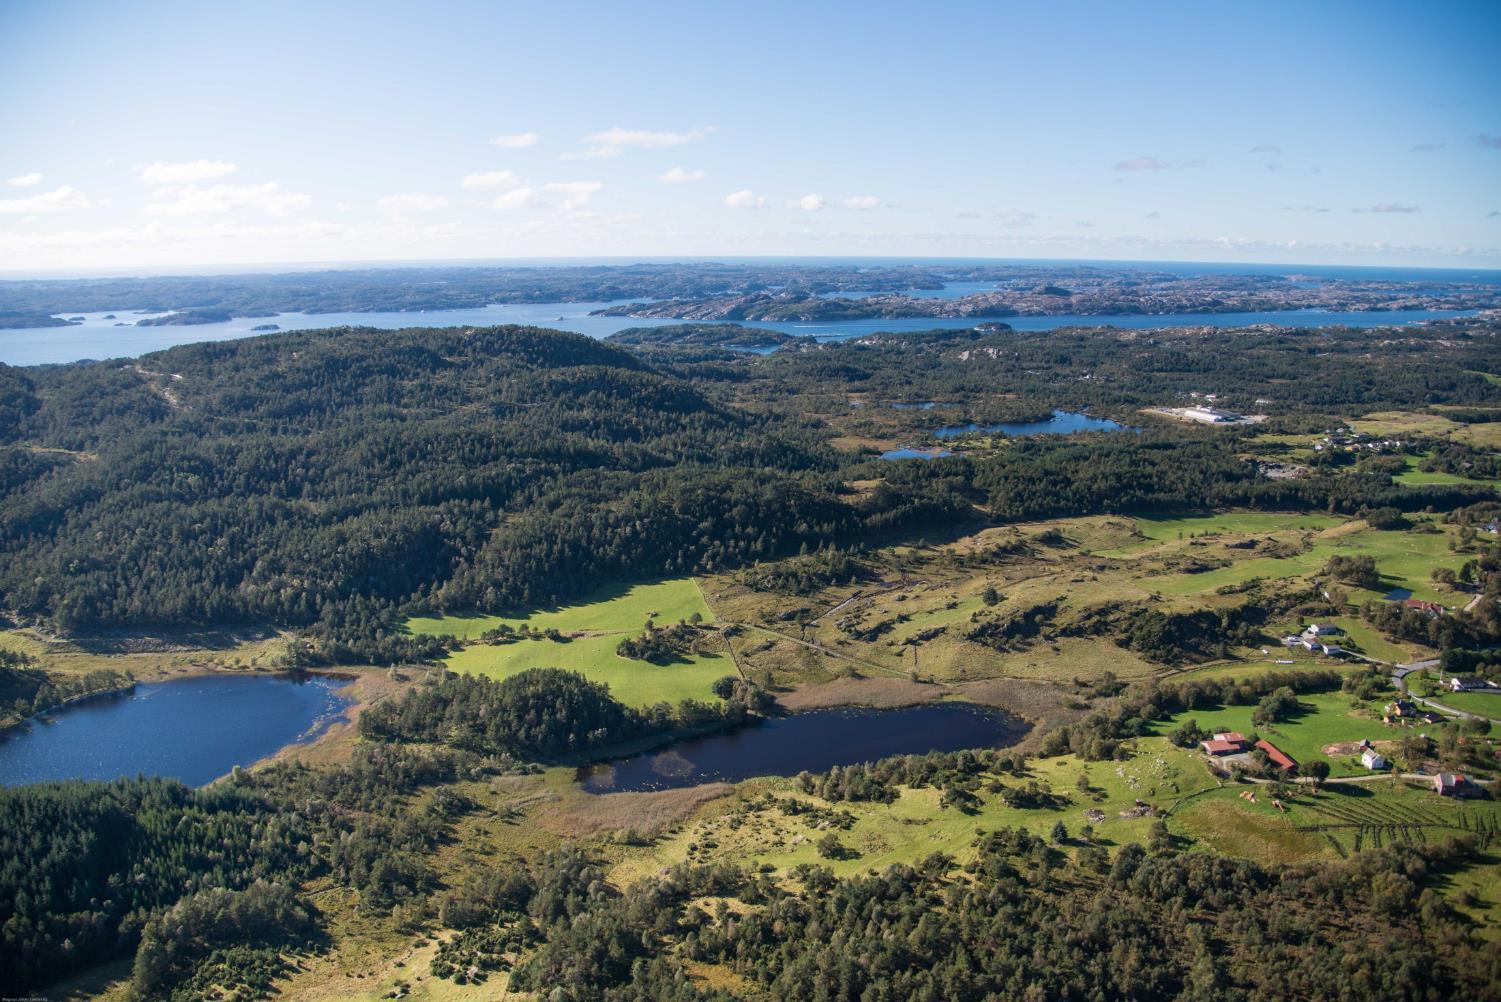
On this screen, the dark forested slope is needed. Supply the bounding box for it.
[0,325,839,657]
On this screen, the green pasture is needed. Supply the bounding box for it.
[1097,511,1345,557]
[1151,522,1467,603]
[443,633,730,707]
[1431,690,1501,720]
[406,578,714,640]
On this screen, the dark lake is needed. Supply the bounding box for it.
[0,673,352,787]
[578,702,1028,793]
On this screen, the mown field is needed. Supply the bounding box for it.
[1434,690,1501,720]
[444,634,732,707]
[406,578,714,639]
[407,579,727,707]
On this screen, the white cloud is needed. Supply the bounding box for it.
[138,159,238,184]
[378,193,449,212]
[1356,203,1420,214]
[492,187,539,210]
[0,185,92,214]
[659,166,705,183]
[574,127,711,158]
[841,195,881,210]
[725,189,765,209]
[462,170,524,189]
[144,181,311,217]
[792,193,825,211]
[6,172,42,188]
[490,132,541,148]
[543,181,603,210]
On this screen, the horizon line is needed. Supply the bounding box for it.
[4,253,1501,283]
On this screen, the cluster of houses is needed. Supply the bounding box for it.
[1313,428,1406,455]
[1198,730,1483,796]
[1446,675,1500,692]
[1281,622,1345,657]
[1198,731,1298,772]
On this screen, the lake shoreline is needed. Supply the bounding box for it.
[577,702,1030,794]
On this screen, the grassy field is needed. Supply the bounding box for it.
[1154,691,1395,777]
[406,579,727,707]
[1352,410,1501,450]
[1149,520,1469,604]
[443,634,732,707]
[1432,690,1501,719]
[1096,511,1346,557]
[610,738,1218,884]
[406,578,714,640]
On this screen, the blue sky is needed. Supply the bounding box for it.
[1,0,1498,273]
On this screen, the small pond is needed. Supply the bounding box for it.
[578,702,1027,793]
[934,409,1127,438]
[879,446,954,461]
[0,673,352,788]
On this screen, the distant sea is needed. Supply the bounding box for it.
[0,303,1480,368]
[0,256,1494,366]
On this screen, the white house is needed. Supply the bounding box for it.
[1305,623,1342,637]
[1360,748,1388,770]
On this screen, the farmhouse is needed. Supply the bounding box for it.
[1384,699,1419,720]
[1304,624,1342,637]
[1403,598,1444,617]
[1255,739,1297,771]
[1433,773,1479,798]
[1360,748,1388,770]
[1448,676,1496,692]
[1200,732,1248,756]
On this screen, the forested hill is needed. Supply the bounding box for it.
[0,325,842,658]
[4,320,1501,662]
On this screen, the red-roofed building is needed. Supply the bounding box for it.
[1255,739,1297,771]
[1200,732,1248,756]
[1404,598,1444,617]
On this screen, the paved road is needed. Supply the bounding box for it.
[1391,658,1439,689]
